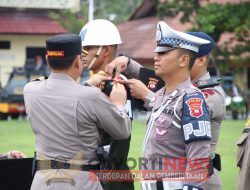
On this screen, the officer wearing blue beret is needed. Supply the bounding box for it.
[104,21,212,190]
[24,34,131,190]
[188,32,226,190]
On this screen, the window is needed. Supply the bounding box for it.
[0,41,10,49]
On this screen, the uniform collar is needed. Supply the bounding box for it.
[49,72,75,82]
[175,77,192,92]
[152,77,192,111]
[163,77,192,99]
[165,77,192,99]
[194,72,210,83]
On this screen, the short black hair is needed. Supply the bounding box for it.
[47,55,78,70]
[177,49,197,70]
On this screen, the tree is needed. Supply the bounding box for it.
[49,1,88,34]
[49,0,143,33]
[94,0,143,23]
[157,0,250,74]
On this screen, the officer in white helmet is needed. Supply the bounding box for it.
[79,19,134,190]
[79,19,122,72]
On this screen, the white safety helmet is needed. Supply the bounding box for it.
[79,19,122,46]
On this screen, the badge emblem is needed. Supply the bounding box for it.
[148,77,159,91]
[185,98,203,118]
[156,127,168,138]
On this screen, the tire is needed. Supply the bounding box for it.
[232,110,239,120]
[11,114,19,119]
[0,112,8,120]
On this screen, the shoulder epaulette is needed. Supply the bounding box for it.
[195,77,221,89]
[31,76,48,82]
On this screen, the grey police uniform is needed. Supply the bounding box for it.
[141,78,212,190]
[193,72,226,190]
[125,62,224,190]
[24,73,131,190]
[122,21,212,190]
[23,34,131,190]
[236,120,250,190]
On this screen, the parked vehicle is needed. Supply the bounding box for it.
[222,76,245,120]
[0,62,90,120]
[0,67,28,119]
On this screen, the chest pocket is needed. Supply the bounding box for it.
[152,110,174,141]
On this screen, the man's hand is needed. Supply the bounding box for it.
[109,83,127,106]
[105,56,129,77]
[7,150,26,159]
[119,79,150,101]
[86,71,111,86]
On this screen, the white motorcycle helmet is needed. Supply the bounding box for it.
[79,19,122,46]
[79,19,122,70]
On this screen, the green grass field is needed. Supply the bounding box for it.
[0,119,245,190]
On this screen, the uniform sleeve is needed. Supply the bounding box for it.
[23,82,35,119]
[143,91,155,110]
[202,88,225,152]
[202,89,225,119]
[78,90,131,140]
[124,59,142,79]
[181,92,211,189]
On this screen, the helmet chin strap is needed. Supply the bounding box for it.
[87,46,103,70]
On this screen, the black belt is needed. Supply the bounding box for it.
[36,160,100,171]
[243,128,250,133]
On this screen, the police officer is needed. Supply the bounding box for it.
[107,21,212,190]
[236,119,250,190]
[188,32,226,190]
[107,32,225,189]
[23,34,131,190]
[79,19,134,190]
[121,32,224,190]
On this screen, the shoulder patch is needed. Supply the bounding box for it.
[185,97,203,118]
[182,91,211,144]
[201,89,216,98]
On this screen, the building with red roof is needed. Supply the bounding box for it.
[0,0,79,86]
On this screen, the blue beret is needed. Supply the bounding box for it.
[187,32,215,57]
[46,34,81,58]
